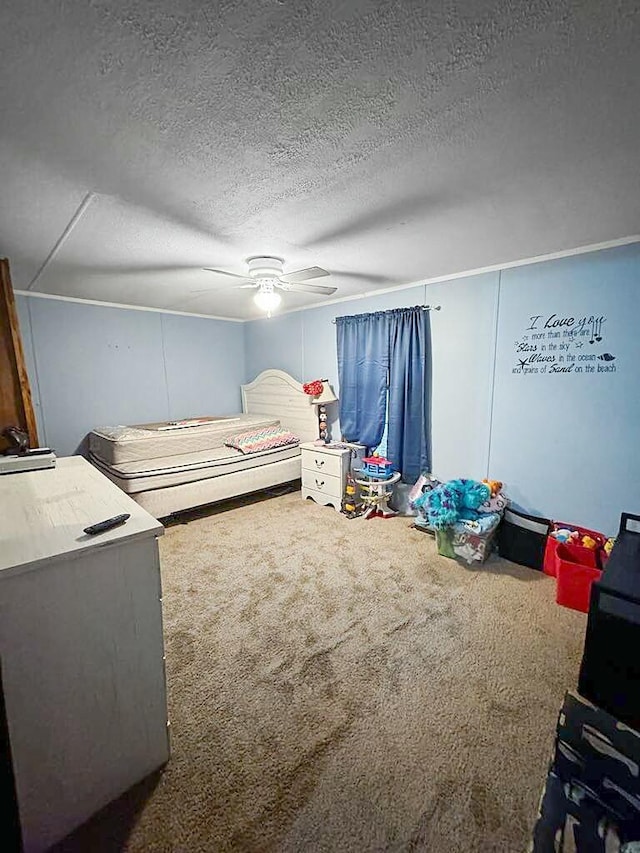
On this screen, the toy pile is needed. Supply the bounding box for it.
[547,526,615,558]
[542,522,615,612]
[411,476,508,564]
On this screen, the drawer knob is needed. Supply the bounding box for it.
[315,479,325,488]
[315,458,325,467]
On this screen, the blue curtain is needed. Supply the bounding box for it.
[387,307,431,482]
[336,312,390,449]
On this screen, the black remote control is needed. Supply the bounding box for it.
[83,513,131,535]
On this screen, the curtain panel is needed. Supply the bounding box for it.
[336,306,431,481]
[387,307,431,483]
[336,311,390,449]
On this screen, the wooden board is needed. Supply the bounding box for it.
[0,259,38,451]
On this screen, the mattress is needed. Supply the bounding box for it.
[89,443,301,494]
[90,414,280,466]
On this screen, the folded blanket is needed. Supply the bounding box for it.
[225,425,300,455]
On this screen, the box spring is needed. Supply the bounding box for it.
[90,444,301,494]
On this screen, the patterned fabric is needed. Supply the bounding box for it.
[532,691,640,851]
[225,425,300,455]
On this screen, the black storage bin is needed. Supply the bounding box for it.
[531,690,640,851]
[555,691,640,803]
[579,512,640,732]
[497,506,551,571]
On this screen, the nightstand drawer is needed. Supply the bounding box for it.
[301,450,343,479]
[301,469,342,497]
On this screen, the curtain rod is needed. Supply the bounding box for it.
[331,304,441,323]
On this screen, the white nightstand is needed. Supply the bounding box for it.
[300,442,352,512]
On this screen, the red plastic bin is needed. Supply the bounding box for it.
[555,543,602,613]
[543,523,606,577]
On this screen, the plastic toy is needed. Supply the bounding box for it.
[604,537,615,556]
[361,455,394,480]
[581,535,597,550]
[341,469,362,518]
[356,471,401,518]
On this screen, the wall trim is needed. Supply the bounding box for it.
[14,290,245,323]
[25,297,47,447]
[27,192,96,291]
[15,233,640,324]
[485,270,502,479]
[261,233,640,320]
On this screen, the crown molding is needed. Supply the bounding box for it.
[15,233,640,323]
[14,290,245,323]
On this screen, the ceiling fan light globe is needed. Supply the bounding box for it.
[254,290,281,313]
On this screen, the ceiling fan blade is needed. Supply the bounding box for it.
[278,281,337,295]
[236,283,259,289]
[203,268,252,282]
[278,266,330,284]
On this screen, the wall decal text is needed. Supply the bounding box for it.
[512,313,616,376]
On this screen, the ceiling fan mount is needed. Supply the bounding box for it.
[245,256,285,280]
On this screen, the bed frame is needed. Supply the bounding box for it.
[133,369,318,519]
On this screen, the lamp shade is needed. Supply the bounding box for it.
[313,380,338,405]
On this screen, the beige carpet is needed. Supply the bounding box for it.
[56,488,586,852]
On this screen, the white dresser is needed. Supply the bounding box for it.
[300,441,352,511]
[0,456,170,852]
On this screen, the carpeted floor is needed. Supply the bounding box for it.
[56,488,586,852]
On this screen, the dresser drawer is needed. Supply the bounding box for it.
[301,469,342,497]
[301,449,343,479]
[302,487,341,511]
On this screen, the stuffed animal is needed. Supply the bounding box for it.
[552,528,573,543]
[552,528,581,543]
[421,479,491,529]
[482,478,503,497]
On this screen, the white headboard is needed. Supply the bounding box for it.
[241,369,319,443]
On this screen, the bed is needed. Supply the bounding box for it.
[88,369,319,518]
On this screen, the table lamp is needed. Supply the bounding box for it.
[312,380,338,443]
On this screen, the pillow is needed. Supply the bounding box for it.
[225,425,300,454]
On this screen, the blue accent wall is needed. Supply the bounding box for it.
[15,297,246,457]
[244,242,640,534]
[14,241,640,533]
[160,312,245,417]
[489,244,640,534]
[244,310,304,380]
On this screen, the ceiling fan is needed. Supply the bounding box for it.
[202,256,337,315]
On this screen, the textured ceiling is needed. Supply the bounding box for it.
[0,0,638,319]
